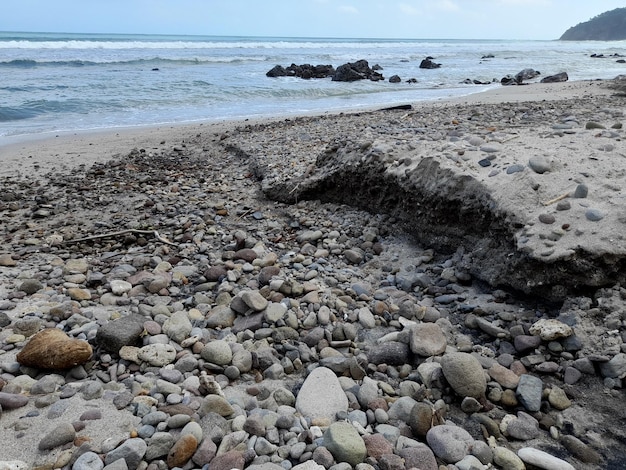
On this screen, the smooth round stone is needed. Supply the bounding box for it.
[556,200,571,211]
[493,446,525,470]
[538,213,555,224]
[585,208,605,221]
[200,340,233,365]
[528,155,551,174]
[110,279,132,295]
[506,164,525,174]
[440,352,487,399]
[517,447,575,470]
[0,387,30,406]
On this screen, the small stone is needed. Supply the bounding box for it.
[585,208,605,221]
[506,164,525,174]
[234,248,258,262]
[493,447,525,470]
[504,411,540,440]
[367,341,410,366]
[296,366,348,423]
[137,343,177,367]
[200,340,233,365]
[323,421,367,466]
[73,452,104,470]
[19,279,43,294]
[488,363,520,389]
[167,434,198,468]
[409,322,447,356]
[162,311,193,344]
[344,249,364,264]
[528,155,551,173]
[517,447,576,470]
[67,287,92,301]
[516,374,543,412]
[110,279,132,295]
[548,386,571,410]
[441,352,487,399]
[560,435,602,464]
[538,213,555,224]
[104,438,147,470]
[460,396,482,414]
[38,421,76,450]
[426,424,473,464]
[0,254,17,267]
[362,433,394,459]
[585,121,605,129]
[556,200,571,211]
[209,450,245,470]
[481,144,502,153]
[0,392,29,410]
[17,329,92,369]
[198,395,234,417]
[598,353,626,378]
[573,184,588,198]
[408,402,434,438]
[397,444,438,470]
[529,319,573,341]
[563,366,582,385]
[241,290,268,312]
[96,314,146,353]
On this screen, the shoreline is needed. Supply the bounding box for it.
[0,79,613,178]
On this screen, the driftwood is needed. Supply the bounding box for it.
[65,229,177,246]
[542,193,569,206]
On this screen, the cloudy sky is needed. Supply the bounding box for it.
[1,0,624,40]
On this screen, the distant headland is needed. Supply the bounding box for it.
[560,8,626,41]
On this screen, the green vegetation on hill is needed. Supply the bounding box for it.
[560,8,626,40]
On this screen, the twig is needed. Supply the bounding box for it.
[542,192,569,206]
[65,229,177,246]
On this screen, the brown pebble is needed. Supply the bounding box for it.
[167,434,198,468]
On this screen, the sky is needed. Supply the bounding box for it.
[1,0,625,40]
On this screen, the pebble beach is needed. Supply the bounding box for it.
[1,79,626,470]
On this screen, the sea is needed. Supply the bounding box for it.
[2,31,626,140]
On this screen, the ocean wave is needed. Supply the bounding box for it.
[0,38,455,51]
[0,56,271,67]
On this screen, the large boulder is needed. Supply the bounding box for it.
[332,60,383,82]
[541,72,569,83]
[419,57,441,69]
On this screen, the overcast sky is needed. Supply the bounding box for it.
[1,0,624,40]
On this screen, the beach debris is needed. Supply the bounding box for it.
[16,329,93,369]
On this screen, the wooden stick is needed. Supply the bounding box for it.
[542,192,569,206]
[65,229,177,246]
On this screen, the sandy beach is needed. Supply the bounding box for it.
[1,79,625,470]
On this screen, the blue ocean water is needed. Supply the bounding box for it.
[1,31,626,138]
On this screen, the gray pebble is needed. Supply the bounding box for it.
[585,208,605,221]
